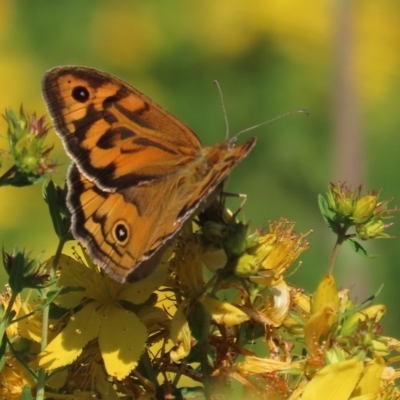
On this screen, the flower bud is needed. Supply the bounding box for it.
[337,197,354,217]
[233,254,260,278]
[351,195,377,223]
[356,220,392,240]
[2,107,58,185]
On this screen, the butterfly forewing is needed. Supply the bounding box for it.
[42,66,202,191]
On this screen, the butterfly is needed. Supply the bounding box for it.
[42,66,256,282]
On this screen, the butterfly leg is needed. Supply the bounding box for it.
[221,191,248,220]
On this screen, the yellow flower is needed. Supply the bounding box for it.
[38,253,167,380]
[0,358,35,399]
[200,295,250,326]
[170,299,192,362]
[248,218,310,286]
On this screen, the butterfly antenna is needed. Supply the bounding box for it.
[213,80,230,140]
[234,109,309,138]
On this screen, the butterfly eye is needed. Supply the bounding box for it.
[72,86,90,103]
[112,221,130,246]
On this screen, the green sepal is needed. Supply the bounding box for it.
[0,332,7,373]
[0,166,42,187]
[7,250,27,294]
[21,386,34,400]
[43,180,72,241]
[318,194,339,234]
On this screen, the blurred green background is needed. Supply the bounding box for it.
[1,1,400,334]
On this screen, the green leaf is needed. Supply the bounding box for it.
[346,238,376,258]
[178,386,205,398]
[341,284,384,319]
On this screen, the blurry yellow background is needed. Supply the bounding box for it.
[1,1,400,333]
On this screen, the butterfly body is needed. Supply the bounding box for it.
[43,66,256,282]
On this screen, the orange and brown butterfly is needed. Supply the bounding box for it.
[42,66,256,283]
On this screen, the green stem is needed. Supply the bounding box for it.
[0,165,17,186]
[36,237,65,400]
[207,269,225,297]
[6,335,38,381]
[199,301,212,400]
[171,359,186,387]
[3,290,18,322]
[326,226,347,275]
[140,351,159,388]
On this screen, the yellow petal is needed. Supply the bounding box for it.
[17,300,42,342]
[2,290,20,338]
[295,289,311,314]
[304,306,336,356]
[310,273,339,338]
[202,248,227,272]
[342,305,386,337]
[237,356,303,375]
[352,356,385,396]
[171,232,204,295]
[170,300,191,362]
[98,304,147,380]
[54,254,93,287]
[138,306,169,334]
[118,258,169,305]
[262,281,291,327]
[362,305,386,322]
[349,395,378,400]
[46,369,68,389]
[200,295,249,326]
[311,273,339,316]
[51,254,91,308]
[302,359,364,400]
[39,301,100,370]
[93,364,120,400]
